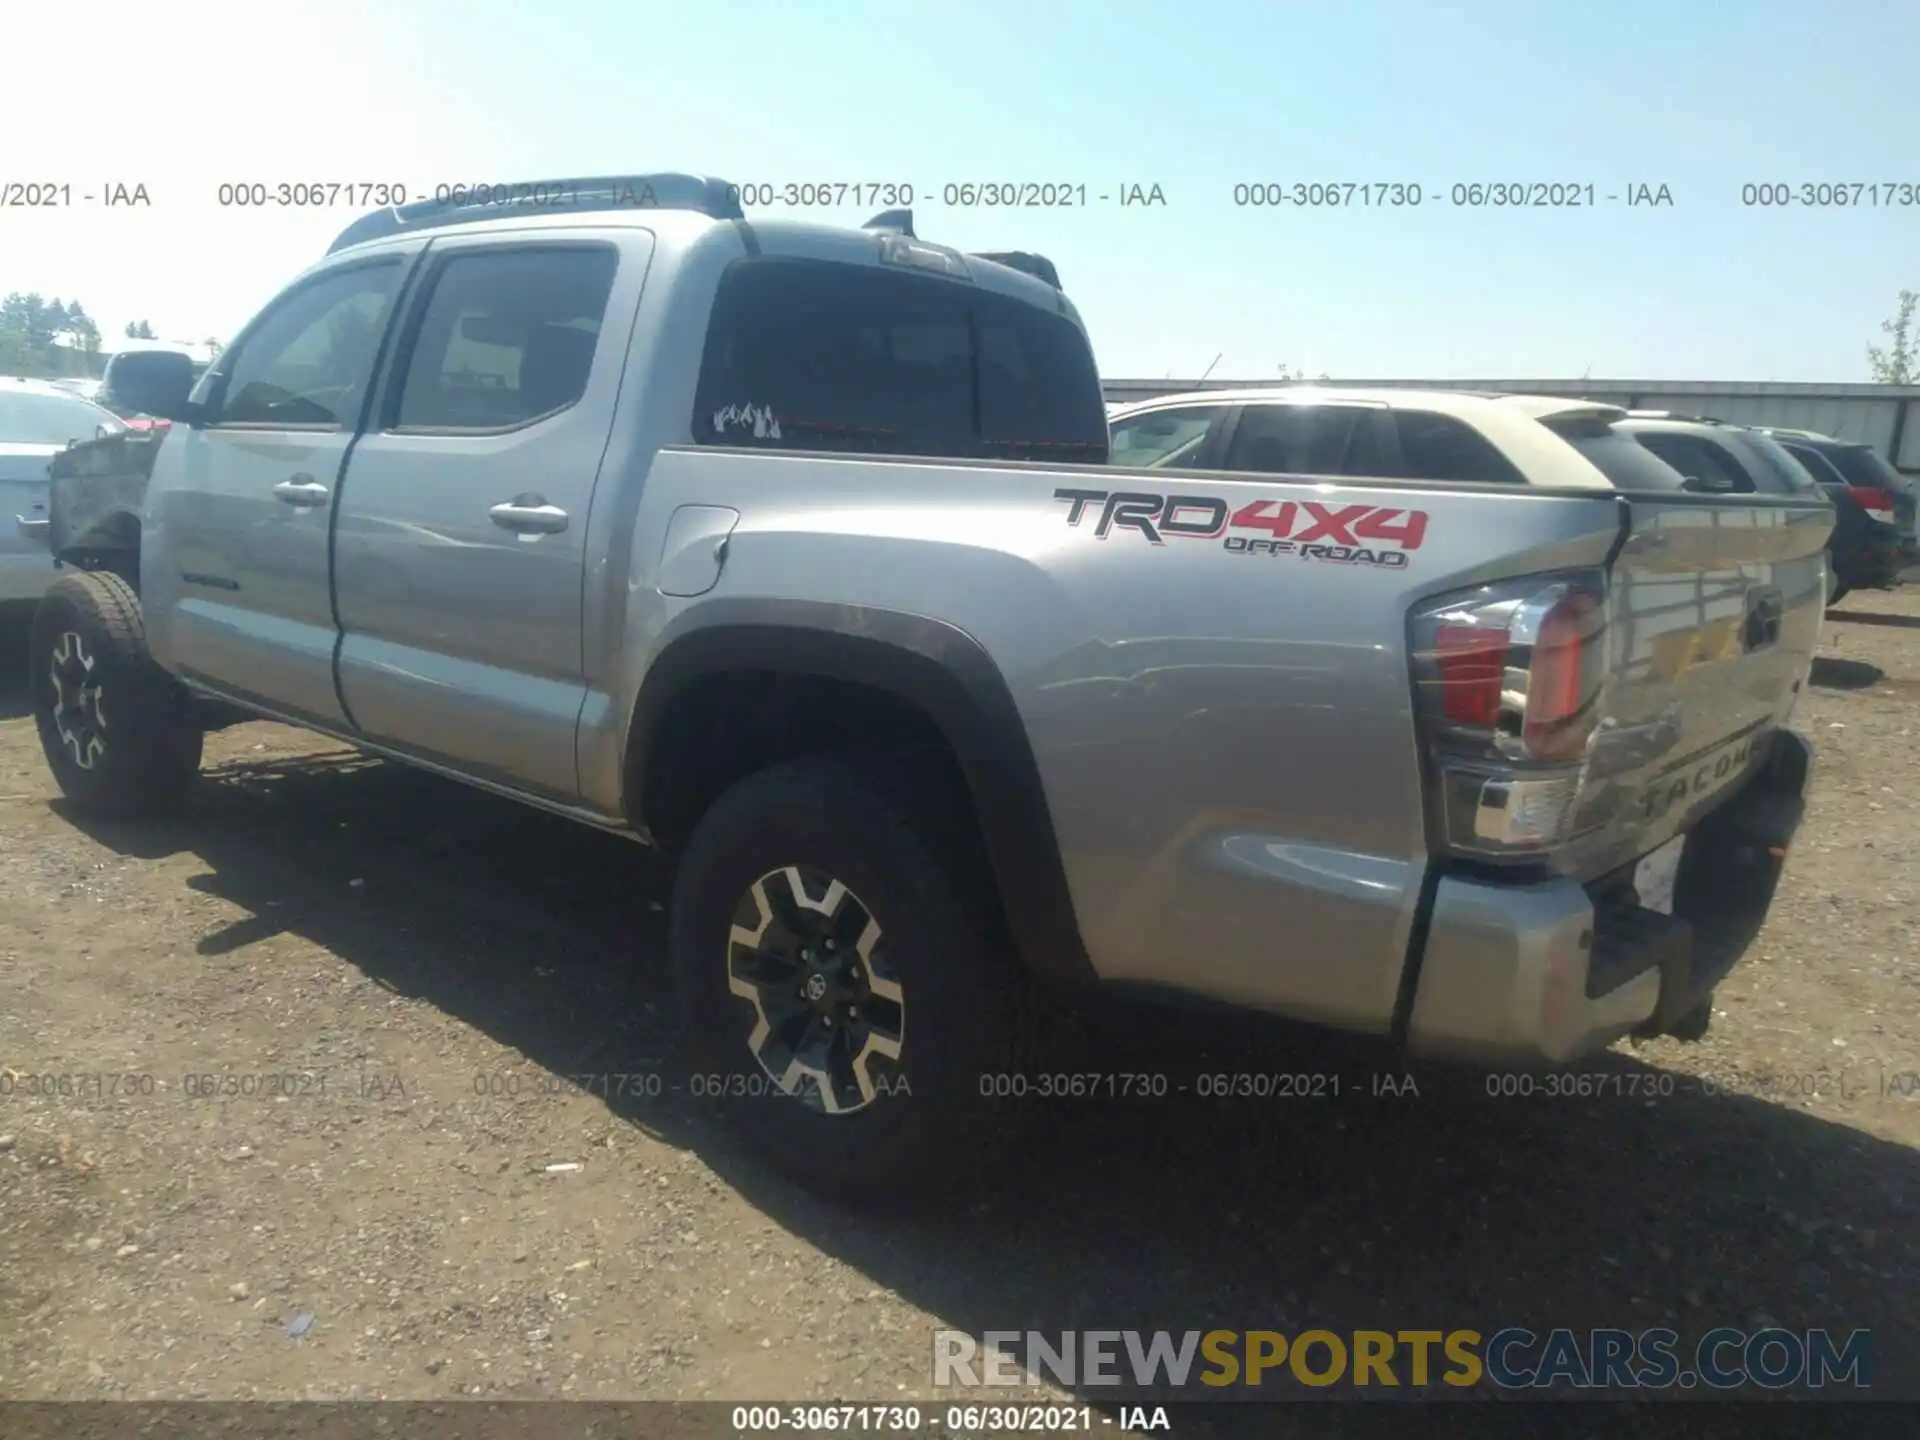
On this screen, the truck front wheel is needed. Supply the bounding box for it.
[30,572,203,819]
[669,753,1025,1205]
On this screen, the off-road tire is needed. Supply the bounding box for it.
[670,751,1031,1206]
[31,571,203,819]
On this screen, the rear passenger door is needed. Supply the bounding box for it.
[332,232,650,800]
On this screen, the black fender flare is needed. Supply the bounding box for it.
[626,600,1096,989]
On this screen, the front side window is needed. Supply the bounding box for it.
[215,262,401,428]
[1634,433,1754,493]
[1781,443,1848,488]
[1109,406,1222,467]
[393,246,618,431]
[692,258,1107,462]
[1735,433,1825,494]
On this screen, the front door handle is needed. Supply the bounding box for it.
[489,495,570,535]
[273,475,330,507]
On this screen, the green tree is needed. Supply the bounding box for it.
[1867,290,1918,384]
[0,292,99,377]
[124,319,157,340]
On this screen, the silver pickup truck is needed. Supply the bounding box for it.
[32,175,1827,1202]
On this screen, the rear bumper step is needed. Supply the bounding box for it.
[1405,728,1812,1065]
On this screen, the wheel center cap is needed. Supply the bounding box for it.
[802,973,828,1003]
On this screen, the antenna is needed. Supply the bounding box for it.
[1197,352,1222,385]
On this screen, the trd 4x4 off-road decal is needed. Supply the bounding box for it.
[1053,488,1428,569]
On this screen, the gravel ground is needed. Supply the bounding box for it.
[0,590,1915,1429]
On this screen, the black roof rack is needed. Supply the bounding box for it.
[327,174,743,253]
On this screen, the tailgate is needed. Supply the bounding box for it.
[1567,492,1832,877]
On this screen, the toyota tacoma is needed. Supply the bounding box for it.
[34,175,1826,1202]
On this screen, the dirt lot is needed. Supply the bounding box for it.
[0,590,1915,1423]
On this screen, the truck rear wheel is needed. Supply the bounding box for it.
[669,753,1025,1205]
[30,571,203,819]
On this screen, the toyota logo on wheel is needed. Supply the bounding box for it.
[803,974,828,1002]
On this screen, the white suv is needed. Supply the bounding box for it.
[1107,387,1676,489]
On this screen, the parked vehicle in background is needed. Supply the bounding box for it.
[1753,427,1918,602]
[48,377,106,403]
[1109,386,1685,488]
[35,179,1827,1204]
[96,345,214,434]
[1,378,128,604]
[1586,412,1862,604]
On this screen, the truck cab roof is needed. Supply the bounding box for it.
[324,174,1074,320]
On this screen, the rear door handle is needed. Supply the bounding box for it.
[273,475,331,507]
[490,495,570,535]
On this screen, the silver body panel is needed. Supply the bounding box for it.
[131,209,1827,1058]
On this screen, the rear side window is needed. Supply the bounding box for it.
[1222,404,1359,474]
[1391,410,1527,484]
[393,246,618,431]
[693,258,1107,462]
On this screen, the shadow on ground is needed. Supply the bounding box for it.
[3,642,1912,1431]
[1807,657,1884,691]
[0,605,34,720]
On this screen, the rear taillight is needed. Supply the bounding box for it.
[1433,626,1505,726]
[1410,571,1610,861]
[1847,486,1897,521]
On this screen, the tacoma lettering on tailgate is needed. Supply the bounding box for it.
[1054,488,1428,569]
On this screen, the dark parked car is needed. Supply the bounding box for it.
[1558,412,1903,607]
[1752,427,1918,603]
[95,347,212,435]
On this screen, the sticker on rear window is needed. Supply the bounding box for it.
[712,402,782,440]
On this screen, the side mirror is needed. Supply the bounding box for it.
[101,350,202,425]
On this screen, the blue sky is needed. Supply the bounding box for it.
[8,0,1917,381]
